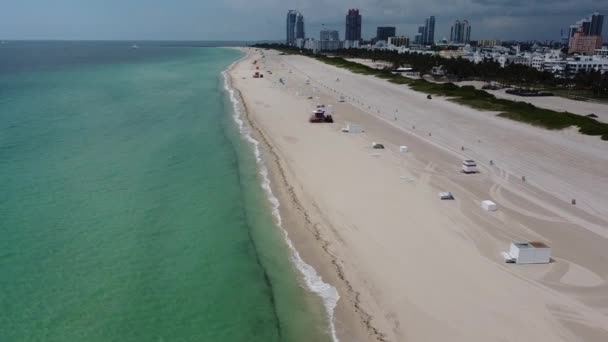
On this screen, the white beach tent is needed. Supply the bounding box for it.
[481,200,497,211]
[342,123,363,133]
[503,242,551,264]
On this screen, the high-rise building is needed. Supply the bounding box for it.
[423,18,430,44]
[286,10,297,45]
[320,29,339,41]
[417,16,436,45]
[569,12,604,54]
[286,10,305,46]
[296,13,305,40]
[590,12,604,36]
[388,36,410,47]
[320,29,340,51]
[450,19,471,44]
[414,25,425,45]
[345,9,362,42]
[569,34,603,55]
[581,19,592,35]
[568,24,579,47]
[427,16,436,44]
[376,27,396,42]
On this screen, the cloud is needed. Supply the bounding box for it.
[0,0,606,40]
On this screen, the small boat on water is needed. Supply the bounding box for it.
[131,44,139,49]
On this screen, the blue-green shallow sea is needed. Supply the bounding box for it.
[0,42,331,341]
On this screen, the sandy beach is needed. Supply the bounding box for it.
[229,48,608,342]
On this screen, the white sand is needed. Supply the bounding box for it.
[230,48,608,342]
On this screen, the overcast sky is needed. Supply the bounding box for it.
[1,0,606,41]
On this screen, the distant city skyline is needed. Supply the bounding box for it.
[0,1,606,42]
[451,20,471,44]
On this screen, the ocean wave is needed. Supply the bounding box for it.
[222,61,340,342]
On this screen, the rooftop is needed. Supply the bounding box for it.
[514,242,549,249]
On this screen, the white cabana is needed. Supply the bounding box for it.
[503,242,551,264]
[462,160,479,174]
[481,200,497,211]
[342,123,363,133]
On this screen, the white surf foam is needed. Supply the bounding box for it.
[222,62,340,342]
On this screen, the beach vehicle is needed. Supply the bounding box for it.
[372,142,385,149]
[439,192,455,200]
[462,160,478,174]
[339,95,346,102]
[309,105,334,123]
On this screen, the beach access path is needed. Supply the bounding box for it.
[230,48,608,342]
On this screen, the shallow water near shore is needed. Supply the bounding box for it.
[0,42,330,341]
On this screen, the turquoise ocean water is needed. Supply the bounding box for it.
[0,42,332,341]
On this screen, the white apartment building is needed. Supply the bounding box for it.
[463,47,607,77]
[595,47,608,57]
[343,40,360,49]
[388,36,410,47]
[319,29,340,51]
[511,54,532,67]
[531,55,545,70]
[295,38,305,49]
[319,40,340,51]
[304,38,318,53]
[566,56,608,74]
